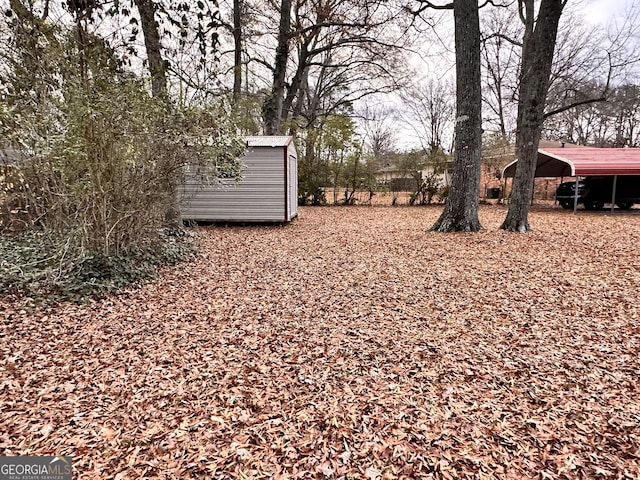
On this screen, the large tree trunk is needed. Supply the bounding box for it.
[135,0,180,228]
[262,0,291,135]
[281,41,310,130]
[232,0,242,105]
[501,0,564,232]
[135,0,167,99]
[431,0,482,232]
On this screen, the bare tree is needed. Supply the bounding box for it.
[501,0,565,232]
[610,84,640,147]
[480,5,520,141]
[478,0,640,230]
[399,78,455,154]
[262,0,410,135]
[544,82,640,147]
[429,0,483,232]
[358,103,397,167]
[480,2,637,141]
[542,2,640,121]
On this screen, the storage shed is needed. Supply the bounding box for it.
[180,136,298,222]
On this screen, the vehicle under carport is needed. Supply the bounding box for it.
[502,146,640,213]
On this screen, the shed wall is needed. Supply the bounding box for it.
[181,147,288,222]
[287,143,298,220]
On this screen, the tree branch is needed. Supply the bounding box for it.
[544,96,607,119]
[415,0,454,9]
[409,1,453,17]
[167,64,228,98]
[479,0,514,8]
[294,21,373,38]
[482,32,523,47]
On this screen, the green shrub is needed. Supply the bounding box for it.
[0,10,243,303]
[1,17,244,252]
[0,228,195,303]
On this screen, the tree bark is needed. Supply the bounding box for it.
[232,0,242,105]
[135,0,167,99]
[431,0,482,232]
[263,0,292,135]
[281,40,311,129]
[501,0,564,232]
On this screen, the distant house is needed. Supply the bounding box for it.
[375,162,452,190]
[374,165,410,188]
[180,136,298,223]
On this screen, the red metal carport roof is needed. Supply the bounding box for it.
[502,147,640,177]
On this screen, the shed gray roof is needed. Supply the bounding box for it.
[246,136,293,148]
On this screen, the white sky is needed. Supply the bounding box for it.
[584,0,636,23]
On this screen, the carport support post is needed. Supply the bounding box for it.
[611,175,618,213]
[573,176,580,214]
[557,176,563,205]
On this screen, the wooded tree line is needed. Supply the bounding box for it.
[1,0,639,240]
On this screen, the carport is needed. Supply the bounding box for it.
[502,147,640,213]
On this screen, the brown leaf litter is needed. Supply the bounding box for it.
[1,205,639,479]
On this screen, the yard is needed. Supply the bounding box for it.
[1,205,639,479]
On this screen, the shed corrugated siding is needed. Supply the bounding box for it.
[181,147,286,221]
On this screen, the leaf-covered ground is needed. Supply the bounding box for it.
[1,206,639,479]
